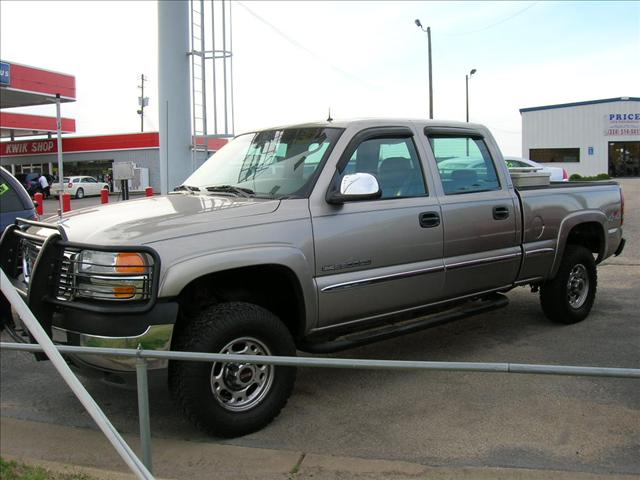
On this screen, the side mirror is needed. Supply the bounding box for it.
[327,173,382,204]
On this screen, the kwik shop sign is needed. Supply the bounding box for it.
[0,140,57,157]
[605,112,640,136]
[0,62,10,86]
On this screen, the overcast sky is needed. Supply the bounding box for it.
[1,0,639,155]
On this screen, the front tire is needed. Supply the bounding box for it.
[540,245,597,324]
[75,188,84,199]
[169,302,296,438]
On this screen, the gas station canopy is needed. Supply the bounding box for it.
[0,60,76,139]
[1,61,76,108]
[0,111,76,138]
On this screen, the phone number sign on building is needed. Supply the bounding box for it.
[605,112,640,136]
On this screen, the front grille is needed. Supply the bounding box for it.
[56,250,77,301]
[20,238,43,284]
[21,238,77,301]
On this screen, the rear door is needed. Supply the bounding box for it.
[423,128,520,297]
[84,177,100,195]
[310,126,445,330]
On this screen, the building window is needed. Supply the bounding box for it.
[529,148,580,163]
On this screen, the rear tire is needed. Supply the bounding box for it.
[169,302,296,438]
[75,188,84,199]
[540,245,597,324]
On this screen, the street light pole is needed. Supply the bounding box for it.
[415,19,433,119]
[465,68,476,122]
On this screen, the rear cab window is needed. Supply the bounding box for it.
[426,134,501,195]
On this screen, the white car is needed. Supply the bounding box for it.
[504,157,568,182]
[52,176,110,199]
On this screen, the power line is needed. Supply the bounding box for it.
[235,1,378,89]
[442,2,539,36]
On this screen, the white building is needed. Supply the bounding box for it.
[520,97,639,177]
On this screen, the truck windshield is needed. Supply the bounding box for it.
[183,127,343,198]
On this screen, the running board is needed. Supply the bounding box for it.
[299,294,509,353]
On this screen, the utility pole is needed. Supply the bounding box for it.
[137,74,149,133]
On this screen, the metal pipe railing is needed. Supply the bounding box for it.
[0,269,154,480]
[2,341,639,379]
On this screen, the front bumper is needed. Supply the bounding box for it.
[52,323,175,372]
[1,218,177,373]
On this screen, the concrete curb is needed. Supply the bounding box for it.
[1,417,636,480]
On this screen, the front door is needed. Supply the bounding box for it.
[311,129,445,330]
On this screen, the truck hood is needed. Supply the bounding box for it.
[37,194,281,245]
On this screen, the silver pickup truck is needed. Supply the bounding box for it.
[1,119,625,437]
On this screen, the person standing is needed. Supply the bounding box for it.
[38,173,50,198]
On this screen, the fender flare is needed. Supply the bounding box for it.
[550,210,607,278]
[158,245,317,332]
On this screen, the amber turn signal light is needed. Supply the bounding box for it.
[115,252,146,274]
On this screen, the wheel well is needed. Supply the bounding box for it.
[566,222,605,261]
[173,265,306,344]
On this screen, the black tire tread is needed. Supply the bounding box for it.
[540,245,597,324]
[169,302,296,437]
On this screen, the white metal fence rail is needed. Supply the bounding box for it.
[2,267,639,479]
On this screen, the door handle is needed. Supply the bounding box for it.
[493,206,510,220]
[419,211,440,228]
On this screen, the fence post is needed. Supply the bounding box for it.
[136,351,153,473]
[0,269,154,479]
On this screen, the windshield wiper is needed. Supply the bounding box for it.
[174,185,201,192]
[205,185,255,197]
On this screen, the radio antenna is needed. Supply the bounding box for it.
[326,108,333,122]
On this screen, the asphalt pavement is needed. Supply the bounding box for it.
[1,180,638,478]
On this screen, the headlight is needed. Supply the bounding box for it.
[74,250,153,301]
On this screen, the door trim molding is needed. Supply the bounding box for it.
[445,252,521,270]
[321,265,445,292]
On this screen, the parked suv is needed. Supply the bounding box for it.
[0,168,37,232]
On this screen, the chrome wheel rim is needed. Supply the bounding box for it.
[567,264,589,309]
[210,337,273,412]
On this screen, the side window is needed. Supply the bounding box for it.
[86,177,97,183]
[341,137,427,199]
[0,180,27,212]
[428,136,500,195]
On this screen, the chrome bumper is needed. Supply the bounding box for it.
[52,324,174,372]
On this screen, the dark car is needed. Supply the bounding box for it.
[1,167,38,233]
[14,172,53,196]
